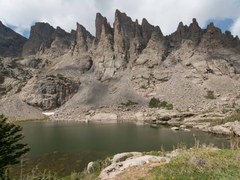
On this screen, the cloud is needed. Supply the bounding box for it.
[0,0,240,37]
[231,17,240,37]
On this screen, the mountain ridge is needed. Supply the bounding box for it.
[1,10,240,122]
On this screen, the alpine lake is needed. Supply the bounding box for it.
[10,121,230,177]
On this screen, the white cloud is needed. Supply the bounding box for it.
[0,0,240,37]
[231,17,240,37]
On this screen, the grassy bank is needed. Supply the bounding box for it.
[146,148,240,179]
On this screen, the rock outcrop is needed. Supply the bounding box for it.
[20,75,79,110]
[0,21,27,57]
[99,151,174,180]
[22,22,55,56]
[169,18,203,47]
[22,22,75,58]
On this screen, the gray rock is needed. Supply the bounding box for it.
[112,152,142,163]
[22,22,55,56]
[20,75,79,110]
[100,153,169,180]
[87,161,96,173]
[171,126,180,131]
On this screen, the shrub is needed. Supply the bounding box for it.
[149,98,173,110]
[149,97,161,108]
[205,90,216,99]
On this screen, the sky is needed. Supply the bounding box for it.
[0,0,240,38]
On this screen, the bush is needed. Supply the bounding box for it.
[149,98,173,110]
[205,90,216,99]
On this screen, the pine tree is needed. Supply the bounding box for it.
[0,114,30,178]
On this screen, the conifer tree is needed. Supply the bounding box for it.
[0,114,30,178]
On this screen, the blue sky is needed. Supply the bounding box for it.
[0,0,240,38]
[205,19,234,33]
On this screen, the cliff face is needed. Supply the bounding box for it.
[22,22,75,58]
[1,10,240,118]
[19,10,240,80]
[0,21,27,57]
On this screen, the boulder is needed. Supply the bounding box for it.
[171,126,180,131]
[87,161,96,173]
[99,153,169,180]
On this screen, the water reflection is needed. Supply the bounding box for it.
[11,121,229,177]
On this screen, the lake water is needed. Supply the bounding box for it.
[12,121,229,177]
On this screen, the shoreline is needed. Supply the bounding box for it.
[14,106,240,138]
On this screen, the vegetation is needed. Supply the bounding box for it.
[15,157,111,180]
[56,73,67,80]
[204,109,240,126]
[121,100,138,107]
[205,90,216,99]
[0,114,30,178]
[148,148,240,179]
[149,97,173,110]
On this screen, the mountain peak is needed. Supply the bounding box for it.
[0,20,27,57]
[95,12,112,42]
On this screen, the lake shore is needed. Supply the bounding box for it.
[46,106,240,137]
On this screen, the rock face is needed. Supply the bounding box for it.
[170,19,203,46]
[22,22,55,56]
[20,75,79,110]
[19,10,240,80]
[0,21,27,57]
[22,23,75,58]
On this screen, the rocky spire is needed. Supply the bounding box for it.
[199,22,223,49]
[73,22,94,53]
[95,13,113,43]
[150,26,163,41]
[169,21,188,45]
[188,18,203,43]
[22,22,55,56]
[141,18,155,44]
[114,9,136,53]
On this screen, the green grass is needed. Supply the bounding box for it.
[148,148,240,179]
